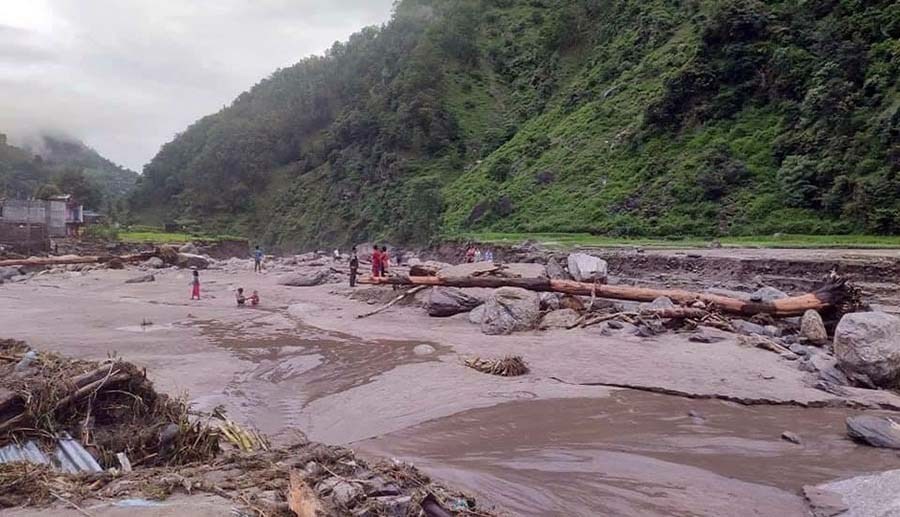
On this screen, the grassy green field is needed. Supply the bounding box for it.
[460,232,900,249]
[119,231,196,244]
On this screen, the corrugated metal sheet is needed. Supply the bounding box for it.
[54,435,102,473]
[0,434,102,473]
[0,441,49,465]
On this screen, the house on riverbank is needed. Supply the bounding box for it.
[0,196,84,252]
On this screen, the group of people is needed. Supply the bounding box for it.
[464,246,494,263]
[188,244,266,307]
[347,245,394,287]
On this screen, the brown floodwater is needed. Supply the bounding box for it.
[356,391,900,517]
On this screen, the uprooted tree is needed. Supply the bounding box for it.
[359,273,858,318]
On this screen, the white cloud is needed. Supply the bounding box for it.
[0,0,395,170]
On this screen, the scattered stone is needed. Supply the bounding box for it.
[427,287,483,317]
[781,431,802,444]
[142,257,165,269]
[790,343,810,356]
[178,242,200,255]
[175,253,210,270]
[834,312,900,388]
[781,352,800,361]
[0,266,22,281]
[539,309,580,330]
[705,288,752,301]
[545,257,570,280]
[413,344,435,356]
[846,415,900,449]
[125,274,155,284]
[640,296,675,311]
[481,287,541,335]
[607,320,624,330]
[750,286,788,303]
[279,270,329,287]
[732,319,773,337]
[316,476,364,507]
[802,486,848,517]
[539,292,561,311]
[566,252,608,282]
[106,258,125,270]
[467,305,486,325]
[801,310,829,345]
[689,333,725,344]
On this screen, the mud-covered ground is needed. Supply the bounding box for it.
[2,247,900,516]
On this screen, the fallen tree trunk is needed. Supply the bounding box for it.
[0,252,155,268]
[356,285,429,319]
[359,274,852,317]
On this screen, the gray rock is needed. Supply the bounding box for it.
[545,257,570,280]
[640,296,675,311]
[142,257,165,269]
[819,468,900,517]
[438,262,499,279]
[566,252,608,282]
[790,343,810,356]
[731,319,770,336]
[781,352,800,361]
[801,310,828,345]
[612,300,641,313]
[539,292,561,311]
[175,253,210,270]
[481,287,541,335]
[689,333,725,344]
[705,288,752,301]
[427,287,482,317]
[750,286,788,303]
[834,312,900,388]
[846,415,900,449]
[413,344,435,356]
[125,274,155,284]
[781,431,802,444]
[178,242,200,255]
[802,486,848,517]
[409,260,451,276]
[539,309,580,330]
[467,304,486,325]
[278,270,329,287]
[316,477,363,506]
[0,266,23,281]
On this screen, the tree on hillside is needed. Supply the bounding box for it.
[55,169,104,209]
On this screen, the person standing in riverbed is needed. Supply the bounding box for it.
[371,246,383,277]
[190,270,201,300]
[253,246,264,273]
[349,247,359,287]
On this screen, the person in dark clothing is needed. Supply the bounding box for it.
[349,247,359,287]
[236,287,246,306]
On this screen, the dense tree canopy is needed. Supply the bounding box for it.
[131,0,900,247]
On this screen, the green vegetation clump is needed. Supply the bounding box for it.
[129,0,900,248]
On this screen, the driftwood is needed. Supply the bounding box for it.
[356,285,428,319]
[0,252,155,268]
[359,274,852,317]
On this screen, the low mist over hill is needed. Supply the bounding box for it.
[130,0,900,247]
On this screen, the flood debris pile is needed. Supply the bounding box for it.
[0,340,498,516]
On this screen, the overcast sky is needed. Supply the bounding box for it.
[0,0,395,171]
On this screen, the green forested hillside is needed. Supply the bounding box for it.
[131,0,900,248]
[1,134,138,211]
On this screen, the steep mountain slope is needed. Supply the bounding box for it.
[131,0,900,248]
[1,133,138,209]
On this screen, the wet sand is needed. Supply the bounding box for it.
[2,263,900,516]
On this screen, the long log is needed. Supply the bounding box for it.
[359,274,850,317]
[0,252,155,268]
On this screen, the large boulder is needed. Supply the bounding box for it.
[545,257,571,280]
[566,253,608,282]
[409,260,452,277]
[427,287,483,317]
[178,242,200,255]
[481,287,541,335]
[539,309,580,330]
[500,262,548,279]
[175,253,210,270]
[846,415,900,449]
[468,304,486,325]
[142,257,166,269]
[801,310,828,345]
[279,270,329,287]
[834,312,900,388]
